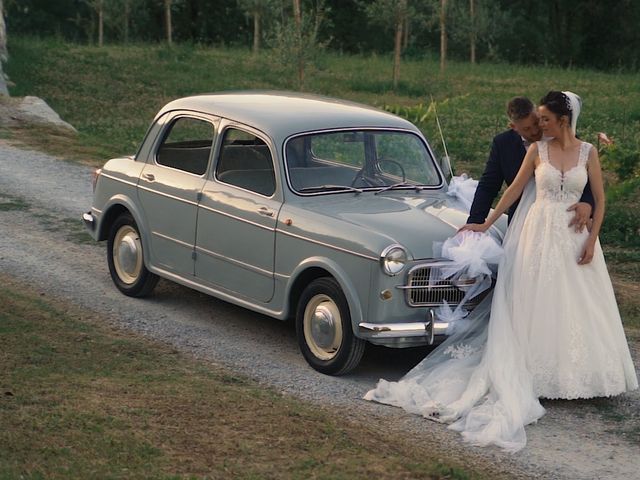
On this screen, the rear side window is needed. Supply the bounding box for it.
[216,128,276,196]
[156,117,214,175]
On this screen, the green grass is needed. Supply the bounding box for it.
[0,193,29,211]
[4,36,640,175]
[0,273,494,480]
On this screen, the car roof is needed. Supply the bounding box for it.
[156,91,419,141]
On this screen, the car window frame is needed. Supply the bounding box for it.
[152,112,219,178]
[283,127,445,196]
[213,122,279,199]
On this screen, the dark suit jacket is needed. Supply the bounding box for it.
[467,129,595,224]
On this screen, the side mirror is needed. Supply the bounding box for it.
[440,155,453,181]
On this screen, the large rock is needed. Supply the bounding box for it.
[10,96,77,132]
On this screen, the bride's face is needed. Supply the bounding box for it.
[538,105,568,137]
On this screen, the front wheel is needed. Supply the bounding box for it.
[296,277,365,375]
[107,212,159,297]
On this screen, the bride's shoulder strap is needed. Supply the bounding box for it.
[579,141,593,166]
[536,140,549,163]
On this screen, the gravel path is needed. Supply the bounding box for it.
[1,141,639,479]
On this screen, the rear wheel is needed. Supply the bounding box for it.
[107,212,159,297]
[296,277,365,375]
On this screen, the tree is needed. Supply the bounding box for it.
[238,0,278,54]
[270,0,328,90]
[361,0,413,89]
[448,0,503,64]
[164,0,172,45]
[439,0,447,71]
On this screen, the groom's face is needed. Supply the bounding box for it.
[510,112,542,143]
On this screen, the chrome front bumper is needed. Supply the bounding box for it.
[359,309,439,345]
[82,212,95,231]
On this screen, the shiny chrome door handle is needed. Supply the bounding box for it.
[142,173,155,181]
[258,207,274,217]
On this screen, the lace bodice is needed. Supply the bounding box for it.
[535,141,591,203]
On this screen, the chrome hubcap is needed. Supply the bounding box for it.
[304,294,343,361]
[113,225,143,285]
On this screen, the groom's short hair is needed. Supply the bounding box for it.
[507,97,535,121]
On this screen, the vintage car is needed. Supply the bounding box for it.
[83,91,504,375]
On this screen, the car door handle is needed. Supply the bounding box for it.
[142,173,155,181]
[258,207,274,217]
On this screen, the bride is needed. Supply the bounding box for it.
[364,91,638,452]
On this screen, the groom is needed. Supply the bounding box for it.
[465,96,594,229]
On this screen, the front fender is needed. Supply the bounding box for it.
[286,256,369,333]
[97,195,152,267]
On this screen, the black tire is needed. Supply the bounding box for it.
[107,212,159,297]
[295,277,365,375]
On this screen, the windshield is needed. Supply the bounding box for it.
[285,130,443,194]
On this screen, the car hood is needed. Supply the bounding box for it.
[297,192,479,260]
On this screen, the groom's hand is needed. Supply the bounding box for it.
[567,202,592,232]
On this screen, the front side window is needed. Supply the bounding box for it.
[285,130,442,194]
[216,128,276,196]
[156,117,214,175]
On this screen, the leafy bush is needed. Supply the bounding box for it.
[600,144,640,180]
[602,177,640,247]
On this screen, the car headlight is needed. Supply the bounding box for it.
[380,245,408,276]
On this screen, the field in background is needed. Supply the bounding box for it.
[2,36,638,329]
[4,36,640,176]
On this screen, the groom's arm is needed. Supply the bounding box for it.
[467,138,504,224]
[579,180,595,210]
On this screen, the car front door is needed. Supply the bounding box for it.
[195,125,280,302]
[137,113,217,275]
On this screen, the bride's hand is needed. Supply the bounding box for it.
[458,222,489,234]
[578,239,596,265]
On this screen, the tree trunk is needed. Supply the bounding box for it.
[392,3,405,89]
[440,0,447,72]
[98,0,104,47]
[124,0,130,44]
[253,10,260,54]
[293,0,304,89]
[469,0,476,64]
[402,15,409,51]
[164,0,173,45]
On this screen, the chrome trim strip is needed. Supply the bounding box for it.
[151,230,193,248]
[101,172,138,187]
[274,271,290,281]
[91,207,102,215]
[148,266,284,319]
[197,203,275,231]
[275,228,377,261]
[137,184,199,206]
[194,245,273,277]
[359,321,450,338]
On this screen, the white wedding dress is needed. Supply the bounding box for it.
[365,140,638,452]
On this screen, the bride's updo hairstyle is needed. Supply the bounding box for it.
[540,90,572,124]
[540,90,582,134]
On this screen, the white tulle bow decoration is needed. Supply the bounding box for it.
[446,174,479,212]
[432,231,504,333]
[440,231,504,278]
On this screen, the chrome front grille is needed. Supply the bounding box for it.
[400,263,485,308]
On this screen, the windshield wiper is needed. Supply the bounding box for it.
[298,184,363,194]
[374,182,425,195]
